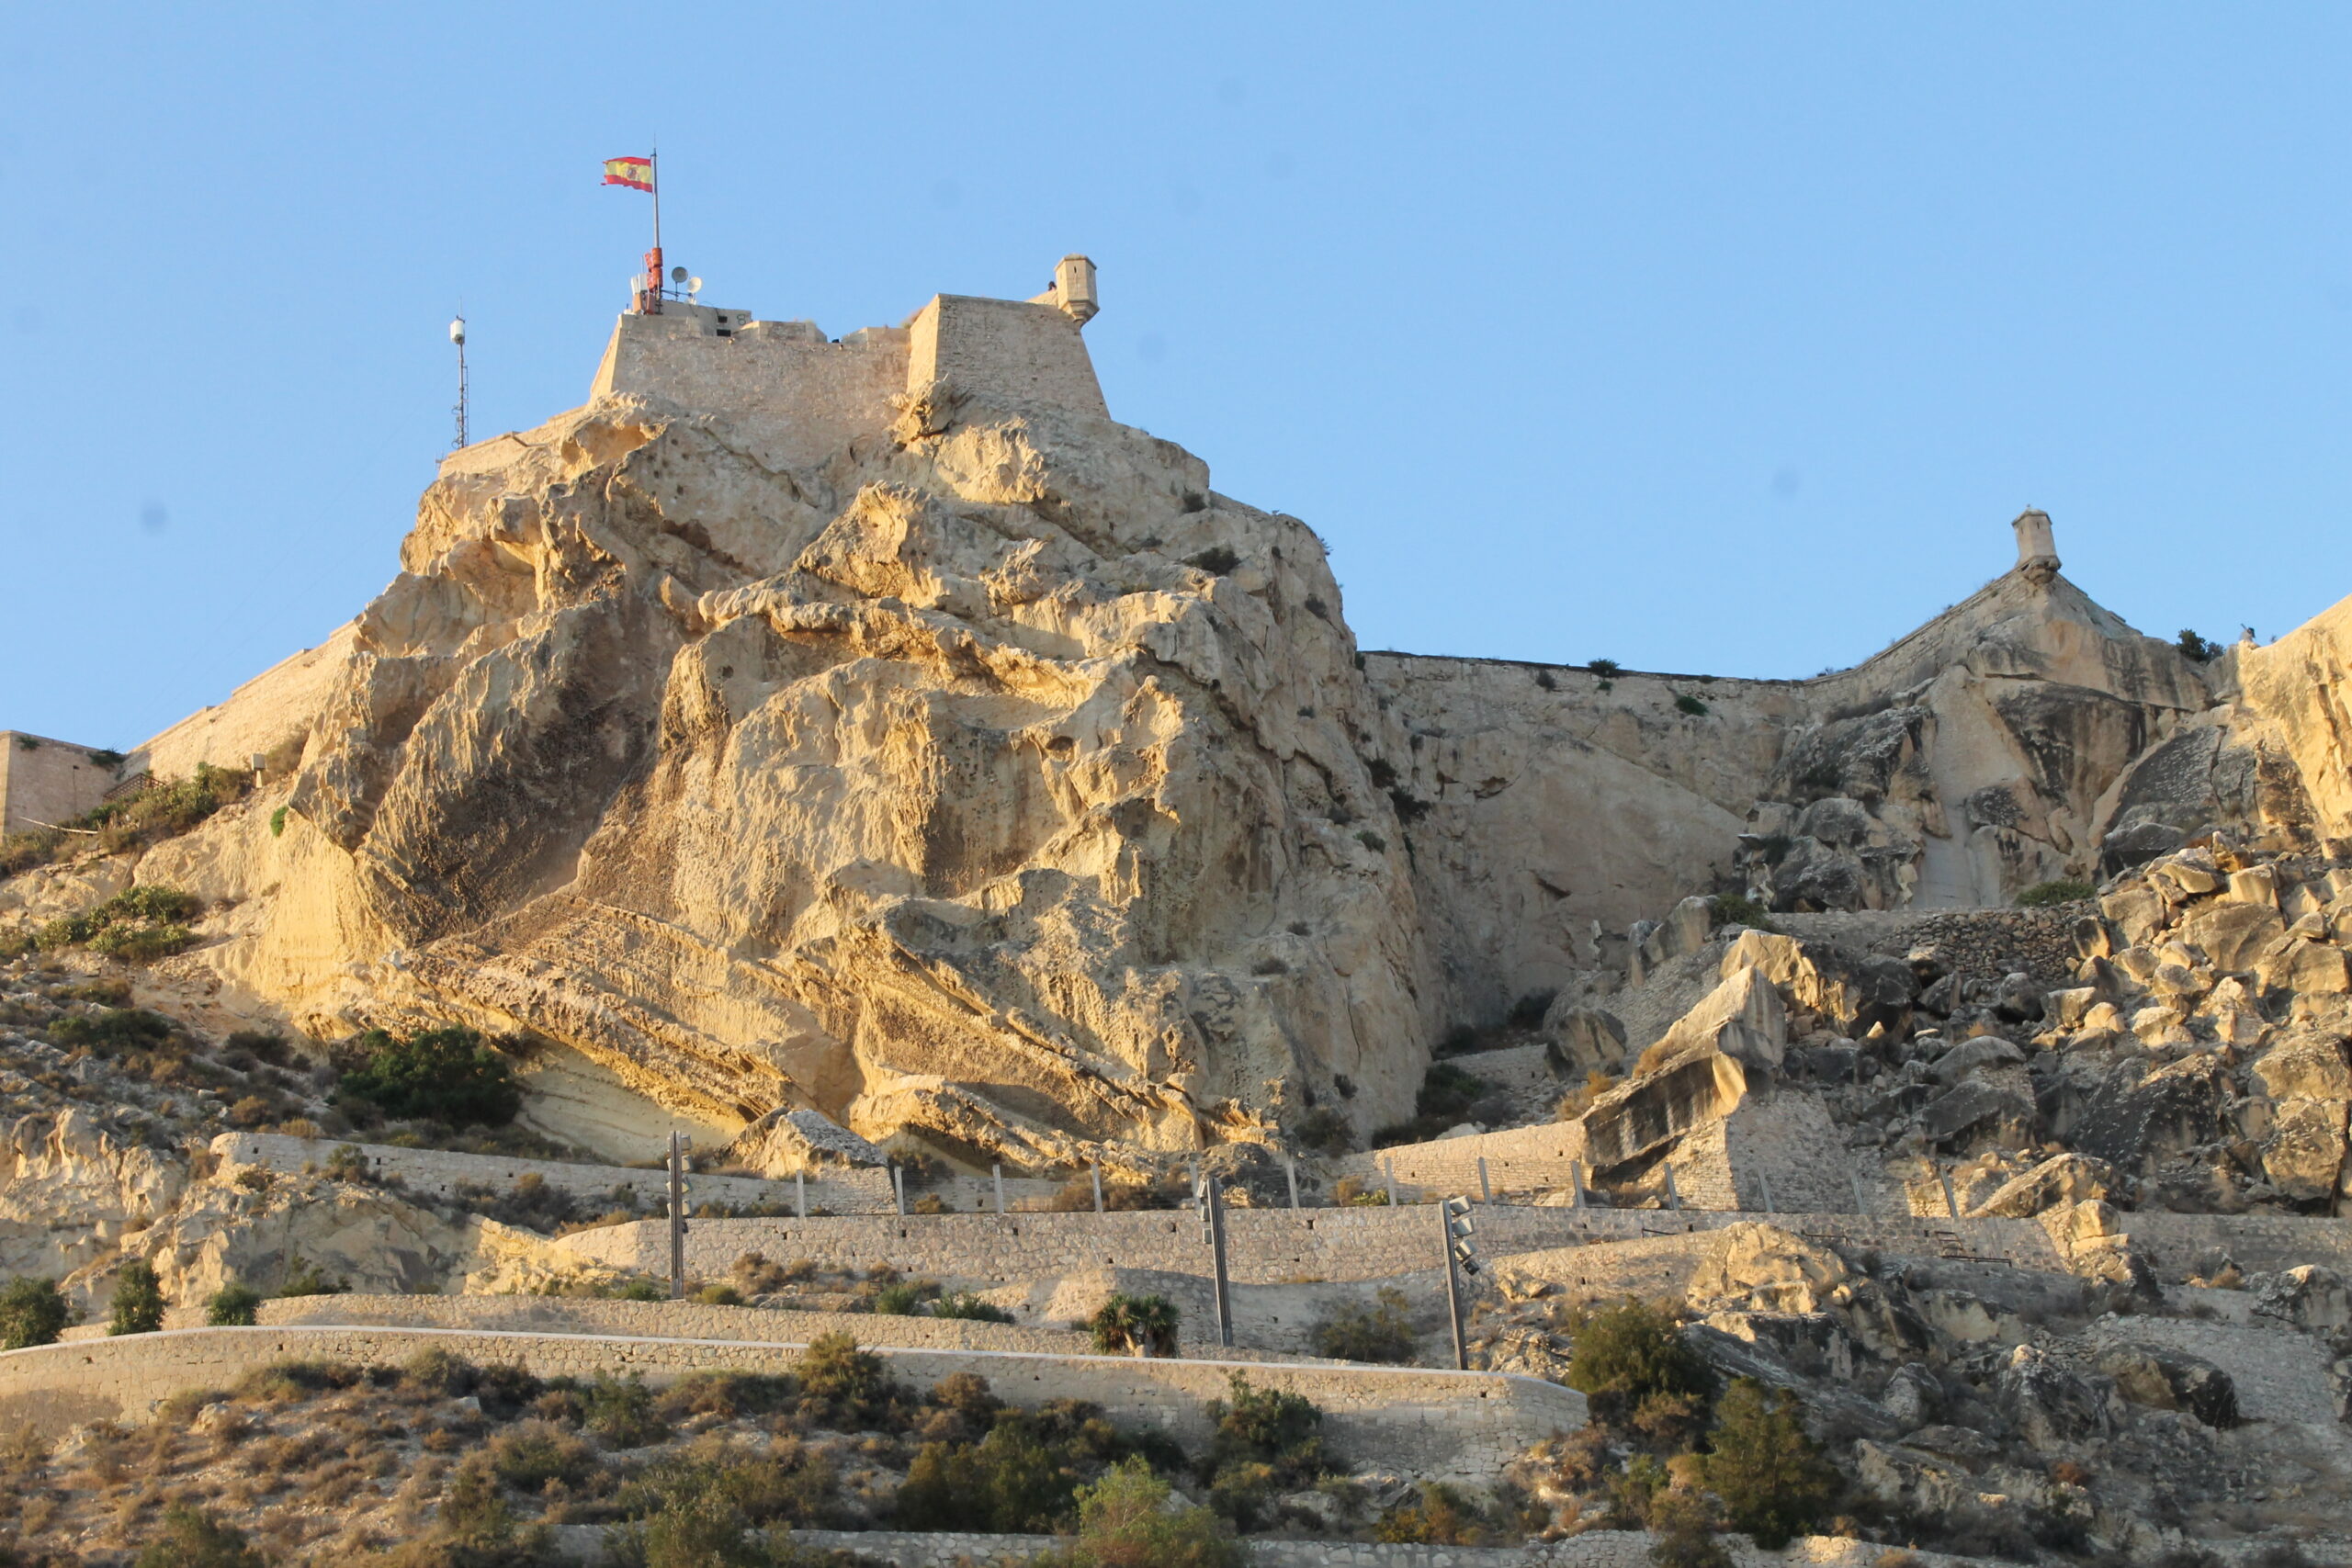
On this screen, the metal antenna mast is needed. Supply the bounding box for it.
[448,316,469,450]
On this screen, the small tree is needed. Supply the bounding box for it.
[0,1277,71,1349]
[1064,1456,1240,1568]
[337,1026,524,1127]
[796,1331,902,1429]
[1089,1292,1180,1358]
[109,1258,165,1336]
[205,1281,263,1326]
[1696,1379,1839,1549]
[1564,1299,1713,1427]
[131,1504,266,1568]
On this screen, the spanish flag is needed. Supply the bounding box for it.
[602,156,654,192]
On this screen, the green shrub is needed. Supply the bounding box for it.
[1646,1486,1732,1568]
[1311,1287,1418,1364]
[1202,1372,1329,1525]
[796,1331,903,1429]
[77,765,253,858]
[1353,829,1386,853]
[269,806,289,838]
[1374,1482,1488,1545]
[205,1281,262,1326]
[2018,877,2097,908]
[1090,1293,1180,1357]
[585,1371,672,1448]
[490,1419,599,1491]
[2177,628,2222,662]
[1564,1300,1713,1427]
[1588,659,1622,677]
[872,1280,936,1316]
[1057,1455,1241,1568]
[616,1279,666,1302]
[108,1258,165,1336]
[1674,693,1710,716]
[933,1291,1014,1324]
[897,1422,1079,1533]
[30,886,205,964]
[338,1026,524,1127]
[47,1008,175,1049]
[653,1371,797,1422]
[1707,893,1777,932]
[1372,1060,1501,1145]
[131,1503,266,1568]
[619,1434,840,1533]
[0,1277,71,1348]
[1695,1379,1840,1549]
[277,1258,348,1299]
[1295,1107,1353,1155]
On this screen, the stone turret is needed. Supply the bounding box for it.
[2012,508,2060,582]
[1029,254,1100,324]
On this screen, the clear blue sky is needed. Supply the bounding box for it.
[6,5,2348,749]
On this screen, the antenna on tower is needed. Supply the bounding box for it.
[449,315,469,450]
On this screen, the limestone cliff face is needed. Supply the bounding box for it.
[175,378,1431,1162]
[1363,559,2221,1029]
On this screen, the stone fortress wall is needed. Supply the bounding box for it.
[213,1132,895,1214]
[0,1325,1580,1482]
[0,733,118,837]
[573,255,1110,472]
[548,1196,2352,1289]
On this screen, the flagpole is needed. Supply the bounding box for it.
[650,146,662,258]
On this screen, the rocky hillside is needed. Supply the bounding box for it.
[4,295,2349,1176]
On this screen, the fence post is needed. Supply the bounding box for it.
[667,1132,687,1299]
[1383,1158,1398,1208]
[993,1163,1007,1214]
[1664,1164,1681,1211]
[1439,1201,1466,1371]
[795,1171,807,1220]
[1939,1167,1962,1219]
[1569,1158,1585,1210]
[1284,1156,1300,1212]
[1208,1183,1233,1348]
[892,1164,906,1216]
[1091,1163,1104,1213]
[1476,1156,1492,1203]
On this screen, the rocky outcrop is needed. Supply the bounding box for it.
[106,354,1440,1164]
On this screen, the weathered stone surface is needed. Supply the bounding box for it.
[2093,1341,2242,1427]
[1967,1153,2114,1218]
[727,1108,891,1179]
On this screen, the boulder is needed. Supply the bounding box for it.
[2092,1341,2241,1427]
[2179,900,2287,973]
[1578,1051,1750,1171]
[2252,1034,2352,1100]
[1881,1361,1944,1428]
[1684,1222,1852,1314]
[1644,963,1786,1071]
[2259,1098,2349,1202]
[1720,929,1917,1039]
[2251,1264,2352,1335]
[1995,1344,2120,1449]
[1967,1153,2115,1217]
[1544,1005,1627,1077]
[727,1108,891,1179]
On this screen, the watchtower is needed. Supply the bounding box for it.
[2011,508,2060,582]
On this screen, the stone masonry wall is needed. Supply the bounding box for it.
[212,1132,895,1213]
[551,1202,2352,1287]
[0,733,118,838]
[907,295,1108,420]
[0,1326,1581,1482]
[585,314,910,469]
[773,1529,1995,1568]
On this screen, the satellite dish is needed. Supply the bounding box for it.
[687,277,704,299]
[671,265,690,285]
[448,317,466,345]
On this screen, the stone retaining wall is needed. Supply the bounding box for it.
[772,1529,1996,1568]
[550,1202,2352,1288]
[213,1132,894,1214]
[254,1293,1094,1356]
[0,1326,1580,1481]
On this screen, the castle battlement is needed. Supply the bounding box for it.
[585,255,1107,467]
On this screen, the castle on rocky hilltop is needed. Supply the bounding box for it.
[583,254,1110,467]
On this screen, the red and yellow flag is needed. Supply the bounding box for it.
[602,156,653,192]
